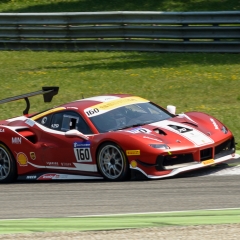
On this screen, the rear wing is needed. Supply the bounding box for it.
[0,86,59,115]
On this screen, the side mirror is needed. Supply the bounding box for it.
[167,105,176,115]
[65,129,89,140]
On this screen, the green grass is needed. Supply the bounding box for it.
[1,209,240,234]
[0,1,239,149]
[0,0,239,12]
[0,51,240,149]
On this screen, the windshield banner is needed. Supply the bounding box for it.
[84,96,149,118]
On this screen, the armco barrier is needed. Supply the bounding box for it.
[0,11,239,52]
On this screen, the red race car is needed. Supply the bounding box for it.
[0,87,239,182]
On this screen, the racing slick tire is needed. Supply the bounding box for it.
[97,142,130,181]
[0,144,17,183]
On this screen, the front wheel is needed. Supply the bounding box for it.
[97,143,129,181]
[0,144,17,183]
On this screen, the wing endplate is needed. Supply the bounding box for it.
[0,86,59,115]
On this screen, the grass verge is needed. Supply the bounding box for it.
[0,51,239,149]
[0,0,239,12]
[1,209,240,234]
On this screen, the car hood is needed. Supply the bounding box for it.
[118,117,219,148]
[150,119,214,147]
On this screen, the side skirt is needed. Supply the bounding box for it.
[17,172,103,181]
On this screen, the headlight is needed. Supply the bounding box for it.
[221,126,228,134]
[149,144,170,149]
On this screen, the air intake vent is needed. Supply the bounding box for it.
[181,122,198,127]
[200,148,213,161]
[16,129,37,144]
[156,154,194,170]
[215,138,235,159]
[153,128,167,135]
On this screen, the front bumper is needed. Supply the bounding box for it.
[130,153,240,179]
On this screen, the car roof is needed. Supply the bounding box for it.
[59,94,133,110]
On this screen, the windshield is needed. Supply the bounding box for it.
[89,102,172,133]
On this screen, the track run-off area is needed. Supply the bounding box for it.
[0,151,240,235]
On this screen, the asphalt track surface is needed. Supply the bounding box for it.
[1,159,240,220]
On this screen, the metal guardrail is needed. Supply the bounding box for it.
[0,11,239,52]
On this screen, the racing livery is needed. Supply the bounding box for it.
[0,87,238,182]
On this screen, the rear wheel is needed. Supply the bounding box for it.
[97,143,129,181]
[0,144,17,183]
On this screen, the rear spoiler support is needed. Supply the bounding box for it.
[0,86,59,115]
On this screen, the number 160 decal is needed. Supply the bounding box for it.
[74,148,92,162]
[85,108,99,117]
[73,142,92,162]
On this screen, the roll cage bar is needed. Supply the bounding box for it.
[0,86,59,115]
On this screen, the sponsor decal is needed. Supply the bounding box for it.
[27,160,98,172]
[37,173,102,180]
[51,124,59,128]
[0,129,4,132]
[130,160,138,168]
[126,150,140,156]
[31,107,65,120]
[25,118,35,127]
[143,136,162,142]
[46,162,59,166]
[202,159,215,165]
[210,118,219,130]
[73,141,92,162]
[26,175,37,179]
[126,127,151,134]
[61,162,72,166]
[30,152,36,160]
[12,137,21,144]
[17,152,28,166]
[37,174,59,180]
[84,96,149,117]
[41,117,47,124]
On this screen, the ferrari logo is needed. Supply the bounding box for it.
[30,152,36,160]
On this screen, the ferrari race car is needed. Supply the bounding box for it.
[0,87,239,183]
